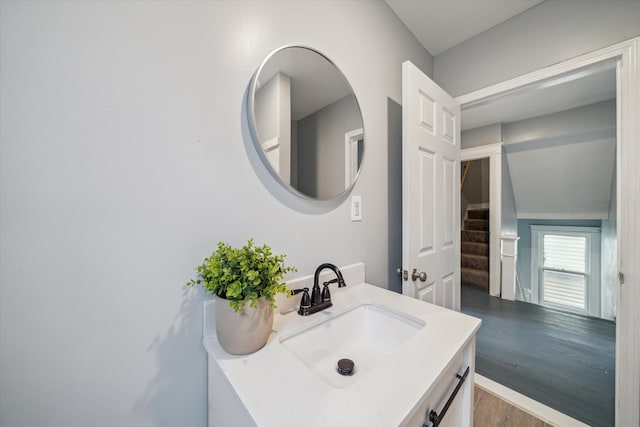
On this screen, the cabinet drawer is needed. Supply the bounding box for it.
[402,349,472,427]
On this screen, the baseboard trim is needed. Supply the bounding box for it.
[475,374,589,427]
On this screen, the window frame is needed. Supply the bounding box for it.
[530,225,601,317]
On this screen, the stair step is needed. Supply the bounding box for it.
[462,241,489,256]
[461,268,489,290]
[468,208,489,220]
[462,230,489,243]
[465,218,489,231]
[462,254,489,270]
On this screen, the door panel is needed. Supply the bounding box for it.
[418,282,435,304]
[443,273,455,308]
[418,149,436,254]
[402,61,461,311]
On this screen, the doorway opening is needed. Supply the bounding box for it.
[460,143,503,298]
[460,159,490,293]
[458,60,618,427]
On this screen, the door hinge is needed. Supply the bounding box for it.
[618,271,625,285]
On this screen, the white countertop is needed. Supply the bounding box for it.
[203,274,481,427]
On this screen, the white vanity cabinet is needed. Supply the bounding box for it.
[207,356,255,427]
[207,342,475,427]
[203,278,480,427]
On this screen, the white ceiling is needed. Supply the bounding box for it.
[385,0,544,56]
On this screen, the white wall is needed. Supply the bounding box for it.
[461,123,502,149]
[501,100,616,145]
[462,101,617,220]
[296,95,360,199]
[0,1,432,426]
[434,0,640,96]
[503,101,616,219]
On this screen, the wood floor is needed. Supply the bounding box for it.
[474,386,552,427]
[461,284,615,427]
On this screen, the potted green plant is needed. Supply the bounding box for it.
[187,239,296,355]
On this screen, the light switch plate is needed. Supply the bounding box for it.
[350,196,362,221]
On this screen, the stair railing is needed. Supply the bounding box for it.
[461,160,472,190]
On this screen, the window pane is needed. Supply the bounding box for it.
[543,270,585,309]
[543,234,586,272]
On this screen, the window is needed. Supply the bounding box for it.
[531,226,601,316]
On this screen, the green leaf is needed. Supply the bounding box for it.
[185,239,297,309]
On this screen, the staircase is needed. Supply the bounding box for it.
[462,208,489,290]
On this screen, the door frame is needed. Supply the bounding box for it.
[456,37,640,426]
[460,143,502,297]
[344,128,364,188]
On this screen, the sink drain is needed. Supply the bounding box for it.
[337,358,355,376]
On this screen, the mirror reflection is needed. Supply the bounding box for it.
[248,46,364,200]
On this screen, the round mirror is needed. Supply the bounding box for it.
[247,46,364,200]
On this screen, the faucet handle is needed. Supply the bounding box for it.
[291,287,311,308]
[322,280,334,302]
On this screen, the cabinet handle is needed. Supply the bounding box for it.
[424,366,470,427]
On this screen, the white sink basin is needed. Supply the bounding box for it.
[279,302,425,388]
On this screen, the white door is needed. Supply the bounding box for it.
[401,61,461,310]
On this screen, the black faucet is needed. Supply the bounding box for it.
[314,263,346,294]
[291,263,346,316]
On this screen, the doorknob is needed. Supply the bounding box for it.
[396,267,408,281]
[411,268,427,282]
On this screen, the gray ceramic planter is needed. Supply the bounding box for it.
[215,296,274,355]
